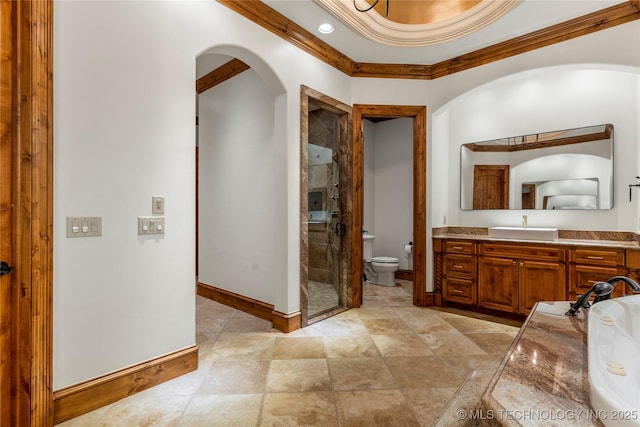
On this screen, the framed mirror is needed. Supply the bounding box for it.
[460,124,613,210]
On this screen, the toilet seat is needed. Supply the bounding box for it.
[370,256,399,263]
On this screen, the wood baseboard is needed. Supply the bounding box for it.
[53,345,198,424]
[272,310,302,332]
[424,292,436,307]
[395,269,414,281]
[197,282,301,333]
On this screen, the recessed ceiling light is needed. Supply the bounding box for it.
[318,23,334,34]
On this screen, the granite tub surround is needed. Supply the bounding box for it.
[483,302,603,427]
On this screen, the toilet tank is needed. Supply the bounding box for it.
[363,234,374,260]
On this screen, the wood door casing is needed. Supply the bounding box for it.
[1,1,54,425]
[473,165,509,209]
[0,1,13,422]
[352,105,427,307]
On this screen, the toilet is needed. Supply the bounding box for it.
[362,234,399,287]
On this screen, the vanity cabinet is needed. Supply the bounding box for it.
[478,243,566,315]
[568,247,625,300]
[434,234,639,318]
[441,240,477,305]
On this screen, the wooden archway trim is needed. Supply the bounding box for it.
[196,58,250,94]
[352,105,427,307]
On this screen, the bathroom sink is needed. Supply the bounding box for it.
[488,226,558,241]
[588,296,640,426]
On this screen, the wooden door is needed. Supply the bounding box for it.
[518,260,566,315]
[473,165,509,209]
[521,183,536,209]
[478,256,518,313]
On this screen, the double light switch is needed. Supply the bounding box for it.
[66,217,102,238]
[138,216,165,235]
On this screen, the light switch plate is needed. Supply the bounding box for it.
[152,196,165,214]
[138,216,165,235]
[66,217,102,238]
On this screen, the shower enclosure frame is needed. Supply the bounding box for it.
[300,85,353,326]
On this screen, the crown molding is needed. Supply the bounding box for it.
[217,0,640,80]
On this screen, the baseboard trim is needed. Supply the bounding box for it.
[53,345,198,424]
[272,309,302,332]
[395,269,414,281]
[197,282,301,333]
[424,292,435,307]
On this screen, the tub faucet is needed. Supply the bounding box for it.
[566,276,640,316]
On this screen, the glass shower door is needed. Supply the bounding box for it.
[307,141,344,318]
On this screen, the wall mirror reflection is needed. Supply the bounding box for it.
[460,124,613,210]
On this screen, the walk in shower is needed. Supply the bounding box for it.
[300,86,353,325]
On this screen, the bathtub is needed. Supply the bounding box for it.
[589,295,640,426]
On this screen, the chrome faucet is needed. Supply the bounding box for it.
[566,276,640,316]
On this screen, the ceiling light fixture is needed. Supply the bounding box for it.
[318,23,334,34]
[354,0,389,17]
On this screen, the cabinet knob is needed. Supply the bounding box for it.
[519,262,524,267]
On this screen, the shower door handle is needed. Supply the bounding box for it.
[335,221,346,237]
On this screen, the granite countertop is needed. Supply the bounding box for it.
[433,228,640,249]
[482,302,603,426]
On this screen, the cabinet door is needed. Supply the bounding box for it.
[518,260,566,316]
[478,257,518,313]
[568,265,625,301]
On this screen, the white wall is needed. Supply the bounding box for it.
[363,120,376,233]
[198,68,285,304]
[53,0,350,390]
[363,118,414,269]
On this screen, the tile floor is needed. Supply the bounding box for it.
[57,280,522,426]
[308,280,339,316]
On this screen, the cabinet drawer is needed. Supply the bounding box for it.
[479,242,565,262]
[443,277,476,305]
[443,255,476,279]
[568,265,625,300]
[444,240,475,255]
[570,248,624,267]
